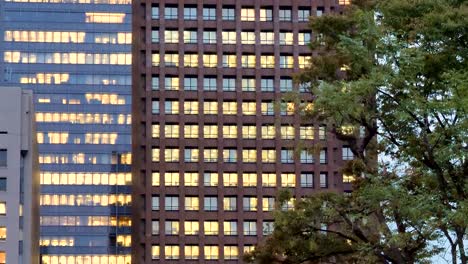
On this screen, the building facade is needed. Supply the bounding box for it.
[0,87,40,264]
[132,0,351,262]
[0,1,132,263]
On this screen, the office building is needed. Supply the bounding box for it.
[132,0,351,262]
[0,1,132,263]
[0,87,39,264]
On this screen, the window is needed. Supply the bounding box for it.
[205,246,219,260]
[184,6,197,20]
[300,126,314,139]
[261,78,274,92]
[279,32,294,45]
[203,125,218,138]
[164,245,180,260]
[203,172,218,186]
[165,220,179,235]
[260,55,275,68]
[241,78,255,92]
[151,6,159,19]
[240,32,256,45]
[164,148,179,162]
[0,179,5,191]
[185,196,199,211]
[164,53,179,67]
[282,198,295,210]
[298,55,311,68]
[184,221,199,235]
[241,8,255,21]
[223,102,237,115]
[242,173,257,187]
[203,77,217,91]
[0,150,7,167]
[184,172,199,186]
[151,30,159,43]
[342,147,354,160]
[222,7,235,20]
[262,197,275,211]
[298,32,312,45]
[242,126,257,139]
[183,77,197,91]
[279,8,292,21]
[185,245,199,260]
[223,125,237,138]
[221,31,237,44]
[243,197,257,211]
[152,54,160,66]
[261,149,276,163]
[152,124,160,138]
[280,126,295,139]
[298,8,311,22]
[223,149,237,163]
[204,221,219,235]
[222,78,236,91]
[222,54,237,68]
[263,221,274,235]
[164,124,179,139]
[184,101,199,115]
[223,173,238,187]
[260,32,275,45]
[183,125,199,139]
[281,149,294,164]
[343,174,355,183]
[152,148,160,162]
[164,30,179,43]
[203,31,217,44]
[151,76,159,90]
[281,173,296,187]
[204,197,218,211]
[0,227,5,241]
[281,102,295,116]
[223,196,237,211]
[300,173,314,187]
[320,173,328,188]
[183,30,197,43]
[262,173,276,187]
[261,102,274,116]
[152,220,159,235]
[151,196,159,211]
[164,6,178,19]
[225,246,239,260]
[300,150,314,164]
[202,54,217,67]
[261,125,276,139]
[184,54,198,68]
[320,149,328,164]
[203,149,218,162]
[242,102,256,115]
[164,196,179,211]
[243,221,257,236]
[242,149,257,163]
[152,101,160,114]
[184,148,199,162]
[279,55,294,68]
[164,172,179,186]
[152,245,160,259]
[224,221,238,235]
[260,8,273,21]
[203,7,216,20]
[280,78,293,92]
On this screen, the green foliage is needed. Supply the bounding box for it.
[246,0,467,263]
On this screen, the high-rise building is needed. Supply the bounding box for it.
[0,1,132,263]
[0,87,39,264]
[132,1,350,263]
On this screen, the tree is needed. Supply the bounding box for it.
[244,0,468,263]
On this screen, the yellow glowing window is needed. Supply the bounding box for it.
[281,173,296,187]
[184,221,199,235]
[221,31,237,44]
[339,0,351,5]
[241,55,256,68]
[298,56,311,69]
[241,9,255,21]
[223,173,238,187]
[242,150,257,163]
[343,174,356,183]
[259,32,275,45]
[164,54,179,67]
[222,126,237,138]
[242,126,256,139]
[222,102,237,115]
[184,125,199,138]
[204,221,219,235]
[261,150,276,163]
[242,173,257,187]
[184,173,199,186]
[261,126,276,139]
[222,55,237,68]
[240,32,255,44]
[203,54,217,68]
[260,55,275,68]
[185,246,199,259]
[0,202,5,215]
[85,12,126,23]
[184,101,199,115]
[183,54,198,67]
[262,173,276,187]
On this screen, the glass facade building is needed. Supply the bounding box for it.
[0,0,132,263]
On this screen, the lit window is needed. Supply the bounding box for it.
[164,53,179,67]
[319,125,327,140]
[260,32,275,45]
[164,101,179,114]
[164,245,180,260]
[339,0,351,5]
[203,172,218,186]
[203,77,217,91]
[224,221,238,235]
[0,227,5,240]
[242,126,256,139]
[262,173,276,187]
[164,30,179,43]
[241,8,255,21]
[164,124,180,138]
[280,78,293,92]
[151,149,160,162]
[262,197,275,211]
[320,173,328,188]
[183,30,197,43]
[152,172,160,186]
[242,149,257,163]
[342,147,354,160]
[184,221,199,235]
[300,126,314,139]
[151,54,160,66]
[203,54,218,67]
[243,221,257,236]
[204,246,219,260]
[223,173,238,187]
[260,8,273,21]
[280,126,295,139]
[298,8,311,22]
[261,102,274,116]
[184,54,199,68]
[223,197,237,211]
[222,54,237,68]
[221,31,237,44]
[243,197,257,211]
[164,172,179,186]
[203,102,218,114]
[184,101,199,115]
[222,102,237,115]
[300,150,314,164]
[343,174,355,183]
[242,173,257,187]
[298,55,311,69]
[301,173,314,187]
[241,78,255,92]
[152,245,160,259]
[151,76,159,90]
[242,102,256,115]
[281,149,294,164]
[222,125,237,138]
[184,125,199,138]
[164,196,179,211]
[204,197,218,211]
[279,55,294,68]
[279,8,292,21]
[203,7,216,20]
[185,196,199,211]
[152,196,159,210]
[85,12,126,23]
[151,30,159,43]
[184,6,197,20]
[165,220,179,235]
[223,149,237,163]
[203,31,217,44]
[203,149,218,162]
[151,6,159,19]
[261,78,274,92]
[281,102,296,116]
[281,173,296,187]
[203,125,218,138]
[164,148,179,162]
[204,221,219,235]
[298,32,312,45]
[184,173,199,186]
[224,246,239,260]
[261,150,276,163]
[260,55,275,68]
[222,78,236,91]
[240,32,256,45]
[222,7,235,21]
[320,148,328,164]
[185,245,200,260]
[152,221,159,235]
[261,126,276,139]
[164,6,178,20]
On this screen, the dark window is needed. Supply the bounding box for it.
[0,178,5,191]
[0,150,6,167]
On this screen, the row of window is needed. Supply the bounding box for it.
[153,196,278,212]
[4,51,131,65]
[40,194,131,207]
[37,93,129,105]
[40,172,131,186]
[4,30,131,44]
[5,0,131,4]
[40,216,131,226]
[35,113,132,125]
[41,255,131,264]
[151,76,306,92]
[151,6,323,22]
[152,53,310,69]
[151,244,251,260]
[152,30,311,46]
[14,73,131,85]
[39,152,131,165]
[37,132,130,145]
[40,235,131,247]
[152,148,327,164]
